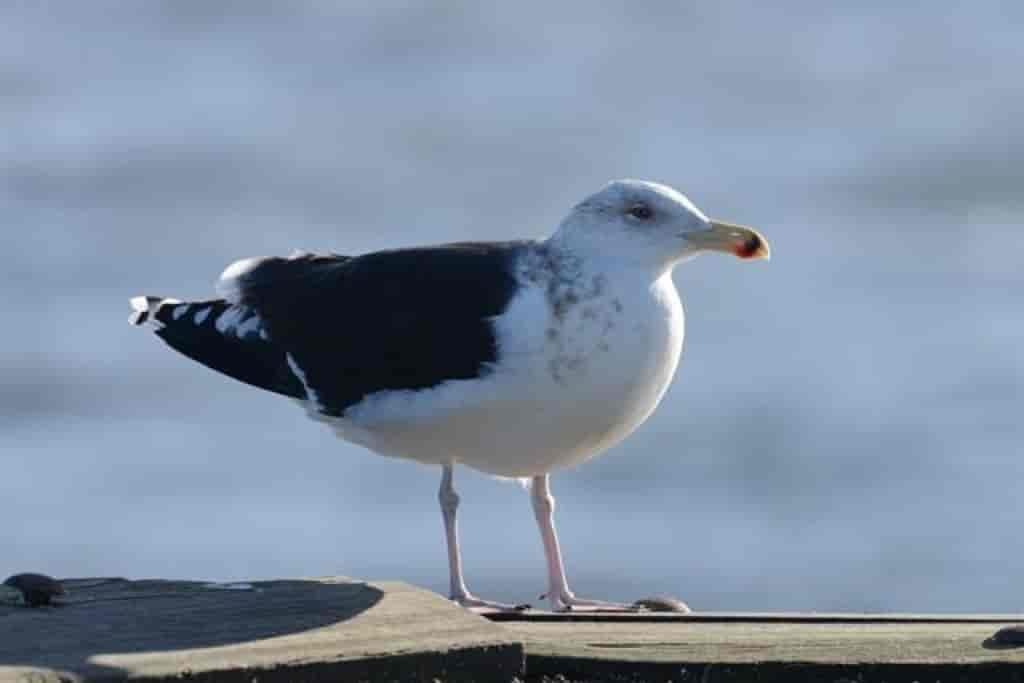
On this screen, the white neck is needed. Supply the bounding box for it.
[542,230,675,285]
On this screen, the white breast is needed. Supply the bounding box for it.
[480,269,684,474]
[326,263,684,478]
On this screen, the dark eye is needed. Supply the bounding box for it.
[627,203,653,220]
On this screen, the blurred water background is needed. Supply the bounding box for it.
[2,2,1022,613]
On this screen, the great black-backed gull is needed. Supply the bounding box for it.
[129,179,769,611]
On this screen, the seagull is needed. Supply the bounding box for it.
[128,179,769,611]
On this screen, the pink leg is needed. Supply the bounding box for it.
[439,464,522,611]
[529,474,636,612]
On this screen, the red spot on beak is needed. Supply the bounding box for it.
[734,234,764,259]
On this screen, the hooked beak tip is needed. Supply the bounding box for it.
[735,232,770,260]
[696,220,771,262]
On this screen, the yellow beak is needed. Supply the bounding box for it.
[687,220,771,260]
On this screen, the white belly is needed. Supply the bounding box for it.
[318,272,684,477]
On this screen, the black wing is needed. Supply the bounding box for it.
[130,296,306,399]
[228,242,528,415]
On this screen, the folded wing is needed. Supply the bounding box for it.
[133,242,527,416]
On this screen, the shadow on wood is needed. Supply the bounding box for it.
[0,577,523,682]
[1,578,382,680]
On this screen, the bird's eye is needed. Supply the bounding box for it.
[627,204,653,220]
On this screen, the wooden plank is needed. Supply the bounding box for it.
[0,577,523,682]
[500,615,1024,682]
[7,575,1024,682]
[488,609,1024,623]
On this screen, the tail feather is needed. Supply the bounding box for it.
[128,295,305,400]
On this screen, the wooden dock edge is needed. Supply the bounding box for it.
[4,576,1024,682]
[3,647,524,683]
[0,577,523,683]
[498,611,1024,682]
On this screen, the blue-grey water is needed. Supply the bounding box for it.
[2,2,1022,613]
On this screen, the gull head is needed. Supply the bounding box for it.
[553,179,769,273]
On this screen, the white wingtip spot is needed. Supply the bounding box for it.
[235,315,261,338]
[193,306,212,325]
[128,296,180,328]
[214,306,246,334]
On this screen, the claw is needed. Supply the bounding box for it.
[549,592,640,612]
[451,591,524,612]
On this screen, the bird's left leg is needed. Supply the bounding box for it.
[439,464,522,611]
[529,474,636,611]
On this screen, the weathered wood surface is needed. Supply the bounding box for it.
[497,611,1024,682]
[0,577,522,682]
[5,576,1024,682]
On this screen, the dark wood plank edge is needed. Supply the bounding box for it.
[8,643,525,683]
[524,656,1024,683]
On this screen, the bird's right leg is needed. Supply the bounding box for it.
[439,464,523,611]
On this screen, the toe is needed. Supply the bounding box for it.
[451,592,526,612]
[553,593,639,612]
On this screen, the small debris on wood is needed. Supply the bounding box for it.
[632,595,690,613]
[3,573,65,607]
